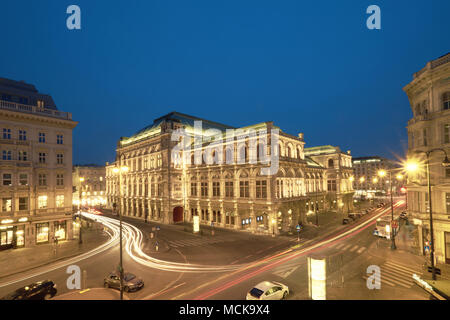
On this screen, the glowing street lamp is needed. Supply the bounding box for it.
[406,149,450,280]
[78,177,85,244]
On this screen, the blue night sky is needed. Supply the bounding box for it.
[0,0,449,165]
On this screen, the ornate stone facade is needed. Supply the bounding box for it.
[106,112,353,234]
[0,78,77,250]
[405,52,450,265]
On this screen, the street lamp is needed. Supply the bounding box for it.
[378,168,405,250]
[112,165,129,300]
[78,177,85,244]
[407,149,450,280]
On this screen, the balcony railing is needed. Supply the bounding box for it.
[0,100,72,120]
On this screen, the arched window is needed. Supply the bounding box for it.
[443,92,450,110]
[328,159,334,168]
[238,144,247,164]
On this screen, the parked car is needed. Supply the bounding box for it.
[342,218,350,225]
[348,213,359,221]
[1,280,57,300]
[104,272,144,292]
[246,281,289,300]
[400,211,408,220]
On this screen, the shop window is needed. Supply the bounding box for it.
[36,223,49,243]
[54,221,66,240]
[0,227,13,246]
[16,228,25,247]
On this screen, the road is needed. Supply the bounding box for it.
[0,200,428,300]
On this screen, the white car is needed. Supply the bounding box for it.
[246,281,289,300]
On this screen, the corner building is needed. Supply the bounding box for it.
[106,112,353,234]
[405,53,450,266]
[0,78,77,250]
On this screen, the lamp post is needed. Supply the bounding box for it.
[78,177,85,244]
[407,149,450,280]
[378,169,397,250]
[112,165,129,300]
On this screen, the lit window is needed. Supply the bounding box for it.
[56,195,64,207]
[38,195,48,209]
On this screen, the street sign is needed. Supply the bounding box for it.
[427,266,441,275]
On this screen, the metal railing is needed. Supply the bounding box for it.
[0,100,72,120]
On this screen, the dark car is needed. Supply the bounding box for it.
[400,211,408,220]
[348,213,359,221]
[1,280,57,300]
[342,218,350,224]
[104,272,144,292]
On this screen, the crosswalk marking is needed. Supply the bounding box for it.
[362,260,423,289]
[349,245,359,252]
[342,244,352,251]
[357,247,366,254]
[384,261,419,274]
[335,243,345,249]
[167,236,238,248]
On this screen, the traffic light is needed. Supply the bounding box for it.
[427,266,441,275]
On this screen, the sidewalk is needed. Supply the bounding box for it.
[0,228,110,279]
[366,219,426,271]
[52,287,129,300]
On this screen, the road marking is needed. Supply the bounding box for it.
[356,247,366,254]
[380,272,411,288]
[341,244,352,251]
[335,243,345,249]
[273,265,299,279]
[143,282,186,300]
[230,259,240,265]
[328,242,338,248]
[349,245,359,252]
[363,276,395,287]
[384,261,421,274]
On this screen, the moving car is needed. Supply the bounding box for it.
[1,280,57,300]
[246,281,289,300]
[104,272,144,292]
[342,218,350,224]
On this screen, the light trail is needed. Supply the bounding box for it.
[83,212,246,273]
[193,201,405,300]
[0,216,119,288]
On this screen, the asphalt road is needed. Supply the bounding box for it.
[0,200,429,300]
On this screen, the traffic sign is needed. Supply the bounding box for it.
[296,224,301,231]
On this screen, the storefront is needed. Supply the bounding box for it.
[15,225,25,247]
[0,225,14,249]
[36,222,49,244]
[54,221,67,241]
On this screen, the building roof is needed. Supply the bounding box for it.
[305,156,323,168]
[304,145,341,156]
[0,77,57,109]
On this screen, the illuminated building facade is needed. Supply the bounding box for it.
[0,78,77,250]
[106,112,353,234]
[304,146,355,213]
[352,156,402,198]
[72,165,106,208]
[405,52,450,265]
